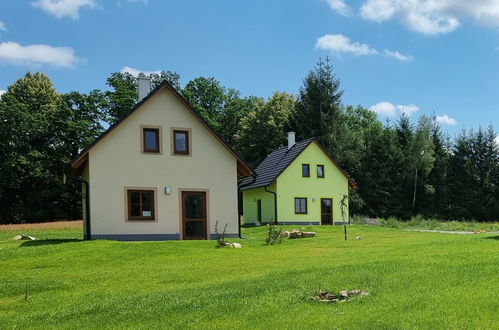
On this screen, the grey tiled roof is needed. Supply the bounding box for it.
[240,137,315,190]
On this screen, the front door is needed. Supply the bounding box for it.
[321,198,332,225]
[182,191,207,240]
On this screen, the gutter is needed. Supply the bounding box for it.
[264,185,278,225]
[237,174,257,239]
[64,173,91,240]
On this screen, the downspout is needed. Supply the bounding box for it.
[264,185,278,225]
[65,173,91,240]
[237,174,257,239]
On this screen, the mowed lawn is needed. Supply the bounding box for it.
[0,223,498,329]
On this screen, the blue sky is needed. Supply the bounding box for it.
[0,0,498,139]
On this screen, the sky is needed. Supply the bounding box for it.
[0,0,498,140]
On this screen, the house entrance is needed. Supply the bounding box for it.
[182,191,207,240]
[321,198,332,225]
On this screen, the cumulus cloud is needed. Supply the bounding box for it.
[0,41,79,67]
[121,66,161,77]
[31,0,97,19]
[316,34,377,56]
[370,101,396,116]
[435,114,457,125]
[495,136,499,146]
[0,89,5,97]
[358,0,499,35]
[325,0,351,16]
[0,21,6,32]
[316,34,413,61]
[370,101,420,116]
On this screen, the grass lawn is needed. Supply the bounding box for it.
[0,222,498,329]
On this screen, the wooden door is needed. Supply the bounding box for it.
[182,191,207,240]
[321,198,332,225]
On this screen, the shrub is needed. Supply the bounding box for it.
[264,223,283,245]
[214,221,228,248]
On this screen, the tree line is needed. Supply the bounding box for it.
[0,58,497,223]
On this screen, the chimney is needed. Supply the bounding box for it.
[137,77,151,101]
[287,131,296,150]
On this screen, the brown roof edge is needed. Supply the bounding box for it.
[312,140,357,190]
[70,81,253,178]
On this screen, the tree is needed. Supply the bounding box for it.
[293,57,344,152]
[105,72,138,122]
[0,73,76,222]
[235,92,294,167]
[182,77,226,130]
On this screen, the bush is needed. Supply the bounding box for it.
[264,223,283,245]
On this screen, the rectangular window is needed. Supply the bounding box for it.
[143,128,160,153]
[294,197,307,214]
[302,164,310,177]
[127,189,155,220]
[317,165,324,178]
[173,130,190,155]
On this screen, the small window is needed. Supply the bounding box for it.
[173,130,190,155]
[127,190,155,220]
[317,165,324,178]
[302,164,310,177]
[295,197,307,214]
[143,128,160,153]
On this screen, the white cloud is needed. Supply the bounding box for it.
[316,34,378,56]
[0,21,6,32]
[325,0,351,16]
[370,101,396,116]
[0,89,5,97]
[121,66,161,77]
[495,136,499,146]
[0,41,79,67]
[384,49,413,61]
[31,0,97,19]
[370,101,420,116]
[316,34,413,61]
[397,104,419,116]
[435,114,457,125]
[358,0,499,35]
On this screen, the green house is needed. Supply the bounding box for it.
[240,133,356,225]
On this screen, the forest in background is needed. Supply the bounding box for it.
[0,58,497,223]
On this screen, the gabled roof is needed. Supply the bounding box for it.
[70,81,252,178]
[240,138,356,190]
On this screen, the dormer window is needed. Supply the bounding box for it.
[173,129,190,155]
[141,126,161,153]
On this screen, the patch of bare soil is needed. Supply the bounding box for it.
[0,220,82,231]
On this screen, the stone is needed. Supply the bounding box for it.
[12,235,36,241]
[285,229,316,239]
[224,242,242,248]
[313,289,369,303]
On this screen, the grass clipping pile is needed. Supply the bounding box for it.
[313,290,369,303]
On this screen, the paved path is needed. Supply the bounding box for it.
[406,229,499,234]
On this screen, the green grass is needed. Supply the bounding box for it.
[1,224,498,329]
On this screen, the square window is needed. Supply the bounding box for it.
[127,189,155,220]
[173,130,190,155]
[294,197,307,214]
[302,164,310,177]
[142,128,160,153]
[317,165,324,178]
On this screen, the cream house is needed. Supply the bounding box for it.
[70,79,252,241]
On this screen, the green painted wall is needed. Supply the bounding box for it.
[276,142,349,224]
[242,183,276,225]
